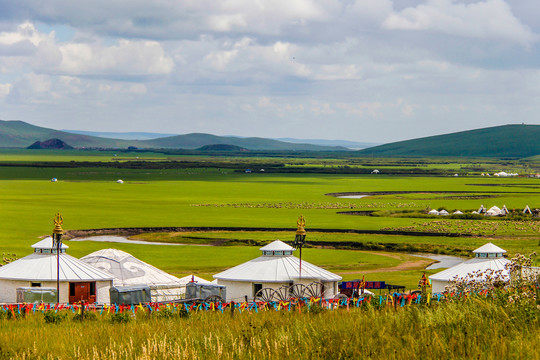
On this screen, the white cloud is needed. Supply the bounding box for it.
[383,0,537,46]
[0,83,11,96]
[0,2,539,142]
[56,40,174,76]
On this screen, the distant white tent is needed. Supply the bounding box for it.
[428,209,439,215]
[371,170,380,174]
[501,205,509,216]
[81,249,185,302]
[453,210,463,215]
[116,179,124,184]
[523,205,532,214]
[478,205,486,214]
[486,206,502,216]
[439,210,449,216]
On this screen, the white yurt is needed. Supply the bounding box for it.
[429,243,510,294]
[80,249,186,302]
[439,210,449,216]
[213,240,342,302]
[486,206,502,216]
[453,210,463,215]
[428,209,439,215]
[0,238,114,304]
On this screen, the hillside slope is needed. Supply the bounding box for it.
[0,120,138,148]
[144,133,346,151]
[0,120,346,151]
[358,124,540,158]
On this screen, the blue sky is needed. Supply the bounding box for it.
[0,0,538,142]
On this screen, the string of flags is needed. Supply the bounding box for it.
[0,293,454,316]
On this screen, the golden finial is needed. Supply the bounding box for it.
[53,212,64,235]
[296,215,306,236]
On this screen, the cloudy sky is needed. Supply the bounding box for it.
[0,0,538,143]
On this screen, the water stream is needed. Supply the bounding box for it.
[410,253,465,270]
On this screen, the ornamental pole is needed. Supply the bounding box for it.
[293,215,306,280]
[52,213,64,304]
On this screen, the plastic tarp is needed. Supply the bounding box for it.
[16,287,57,304]
[109,286,151,305]
[185,283,226,301]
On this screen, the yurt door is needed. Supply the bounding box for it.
[69,282,96,303]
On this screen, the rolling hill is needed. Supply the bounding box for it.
[358,124,540,158]
[0,120,347,151]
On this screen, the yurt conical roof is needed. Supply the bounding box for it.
[80,248,183,287]
[473,243,506,254]
[213,240,342,283]
[0,238,113,281]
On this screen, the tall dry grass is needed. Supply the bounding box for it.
[0,299,538,360]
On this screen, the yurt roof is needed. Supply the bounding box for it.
[32,237,69,250]
[213,255,342,283]
[0,253,113,281]
[259,240,294,251]
[473,243,506,254]
[80,248,183,287]
[429,257,510,282]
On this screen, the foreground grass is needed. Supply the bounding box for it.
[0,301,538,359]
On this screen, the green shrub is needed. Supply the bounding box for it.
[156,307,174,319]
[72,311,97,322]
[109,312,131,324]
[43,311,66,324]
[307,303,326,314]
[177,306,190,319]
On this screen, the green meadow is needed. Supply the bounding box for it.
[0,150,539,289]
[0,150,539,358]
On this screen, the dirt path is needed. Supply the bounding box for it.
[339,256,433,275]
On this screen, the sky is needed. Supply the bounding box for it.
[0,0,539,143]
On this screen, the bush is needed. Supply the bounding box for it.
[72,311,97,322]
[156,307,174,319]
[43,311,66,324]
[109,312,131,324]
[177,306,190,319]
[307,303,326,314]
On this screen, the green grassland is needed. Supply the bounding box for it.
[0,150,539,291]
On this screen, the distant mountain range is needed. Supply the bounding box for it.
[357,124,540,158]
[64,130,176,140]
[276,138,377,149]
[4,120,538,157]
[0,120,348,151]
[65,130,375,149]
